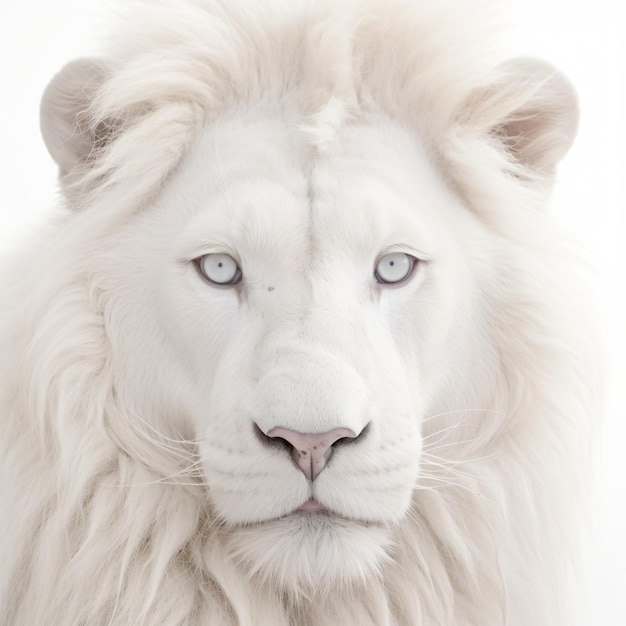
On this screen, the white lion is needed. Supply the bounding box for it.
[0,0,600,624]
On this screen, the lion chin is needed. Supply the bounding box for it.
[227,512,393,596]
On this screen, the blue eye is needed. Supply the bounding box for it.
[197,254,242,285]
[375,253,415,284]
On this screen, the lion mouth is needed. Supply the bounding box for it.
[297,498,327,513]
[229,502,386,532]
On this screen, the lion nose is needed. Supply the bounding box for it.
[264,427,359,480]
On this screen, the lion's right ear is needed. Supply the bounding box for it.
[40,58,111,177]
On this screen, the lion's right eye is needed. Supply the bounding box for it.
[197,254,242,286]
[375,252,415,285]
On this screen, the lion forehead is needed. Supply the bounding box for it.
[154,112,458,266]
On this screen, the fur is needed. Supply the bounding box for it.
[0,1,600,624]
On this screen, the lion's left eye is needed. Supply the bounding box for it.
[197,254,242,285]
[375,253,415,284]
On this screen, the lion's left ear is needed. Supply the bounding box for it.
[464,58,579,177]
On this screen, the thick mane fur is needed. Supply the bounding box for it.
[0,1,600,624]
[67,0,520,209]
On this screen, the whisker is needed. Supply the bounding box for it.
[422,438,484,453]
[420,462,476,483]
[421,422,481,442]
[415,474,482,496]
[105,460,209,488]
[127,407,203,447]
[105,481,210,488]
[422,449,501,467]
[422,408,510,424]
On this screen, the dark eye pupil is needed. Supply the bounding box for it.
[389,261,395,266]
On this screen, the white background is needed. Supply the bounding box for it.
[0,1,623,623]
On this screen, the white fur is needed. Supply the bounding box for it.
[0,1,600,624]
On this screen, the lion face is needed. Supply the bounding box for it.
[95,109,494,590]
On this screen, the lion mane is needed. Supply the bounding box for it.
[0,1,600,624]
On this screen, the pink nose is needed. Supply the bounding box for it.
[266,427,357,480]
